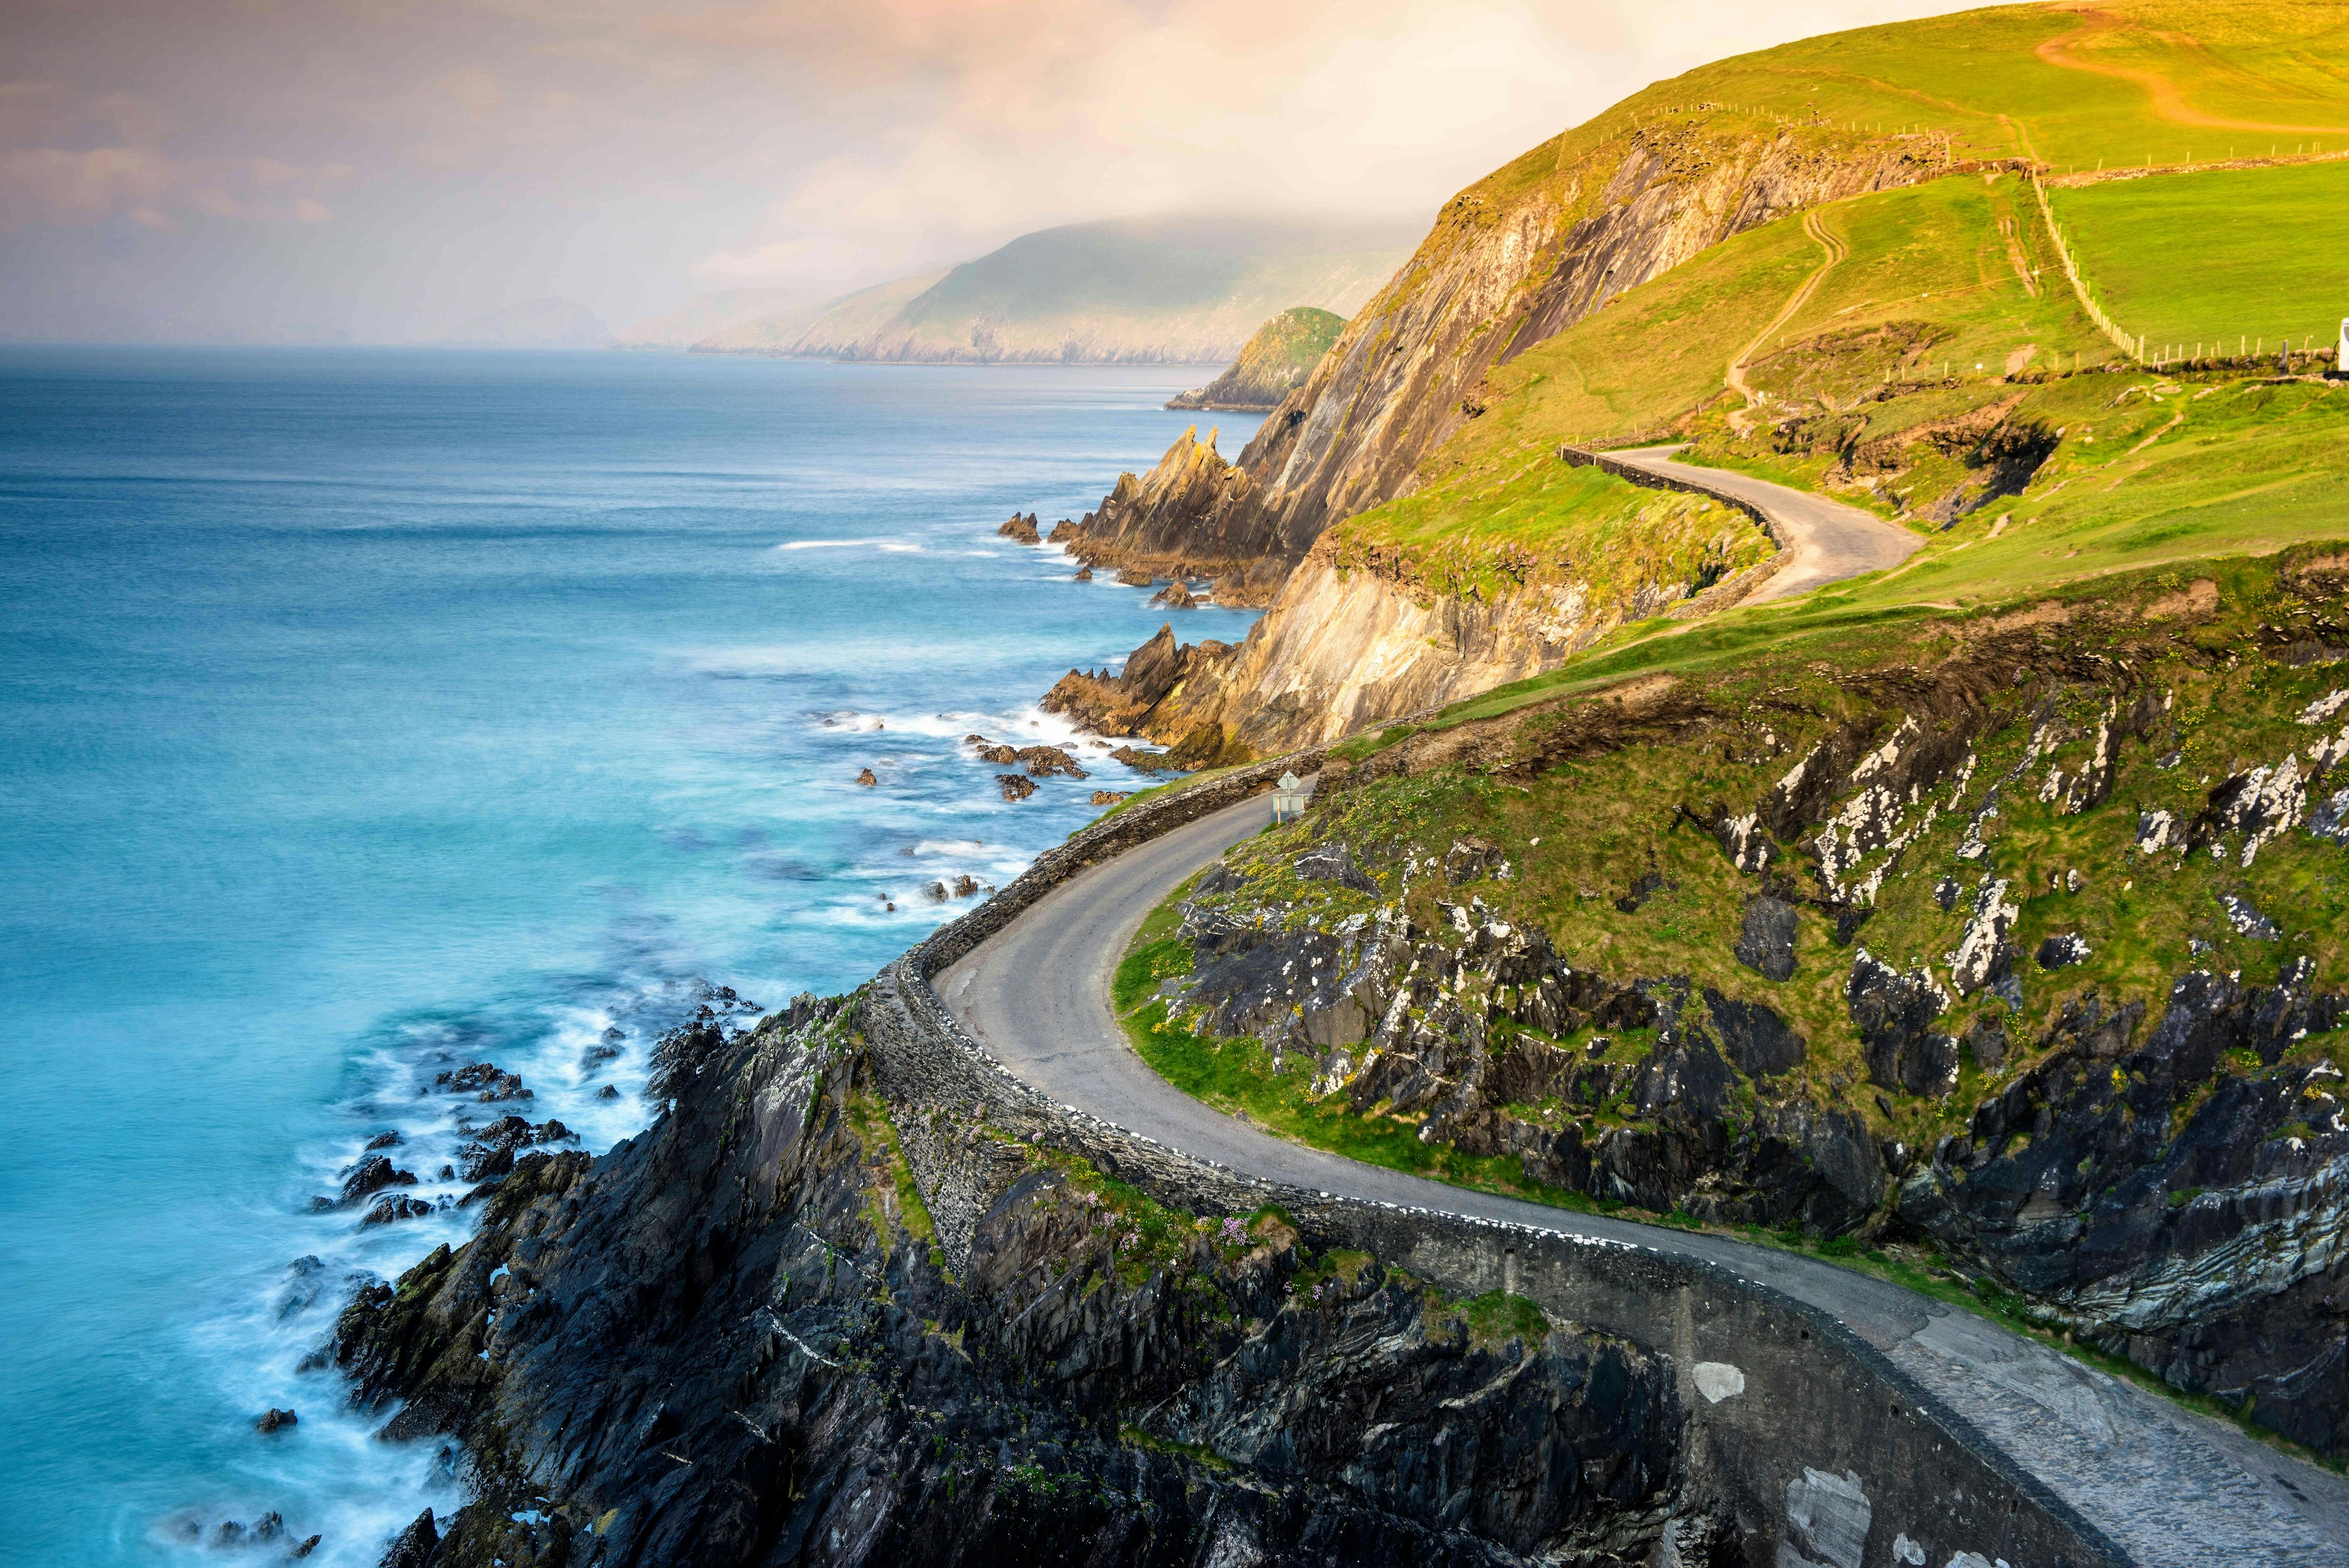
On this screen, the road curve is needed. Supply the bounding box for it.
[938,788,2349,1567]
[1608,445,1922,603]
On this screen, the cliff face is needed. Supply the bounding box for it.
[1167,307,1346,412]
[1119,556,2349,1460]
[1054,119,1966,749]
[333,1001,1688,1567]
[1056,428,1288,606]
[1063,475,1769,757]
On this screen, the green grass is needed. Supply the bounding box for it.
[1460,1289,1552,1350]
[1768,176,2109,381]
[1119,992,1605,1208]
[1668,1,2349,174]
[1463,212,1823,443]
[1329,459,1767,603]
[2052,160,2349,351]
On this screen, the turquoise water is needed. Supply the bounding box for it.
[0,347,1261,1564]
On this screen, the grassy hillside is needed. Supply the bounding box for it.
[2049,160,2349,352]
[691,269,948,355]
[1170,307,1349,410]
[708,217,1414,366]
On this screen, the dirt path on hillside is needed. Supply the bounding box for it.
[2035,7,2349,136]
[1727,208,1845,424]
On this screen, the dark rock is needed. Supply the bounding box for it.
[379,1509,438,1568]
[292,1537,321,1559]
[1110,745,1176,774]
[1633,1033,1735,1124]
[1015,744,1086,778]
[1732,894,1798,981]
[973,740,1018,764]
[1072,564,1094,580]
[996,511,1041,544]
[1614,869,1668,912]
[596,1085,619,1099]
[1934,877,1960,911]
[255,1406,297,1433]
[276,1255,327,1318]
[364,1130,403,1151]
[1702,989,1805,1078]
[1963,1014,2009,1072]
[2221,894,2280,940]
[1847,951,1956,1098]
[996,773,1037,801]
[336,1156,417,1209]
[433,1062,530,1102]
[362,1195,434,1226]
[855,767,877,787]
[330,1012,1685,1567]
[1444,836,1506,885]
[2036,932,2091,970]
[1293,843,1377,893]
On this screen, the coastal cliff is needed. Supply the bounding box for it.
[334,1001,1688,1566]
[1166,308,1345,412]
[1115,552,2349,1461]
[1052,114,1978,749]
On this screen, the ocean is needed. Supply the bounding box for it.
[0,347,1263,1564]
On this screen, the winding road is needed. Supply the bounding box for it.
[1607,444,1923,602]
[938,788,2349,1567]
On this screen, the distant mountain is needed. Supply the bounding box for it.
[691,270,949,357]
[431,297,612,349]
[692,215,1416,366]
[616,288,811,350]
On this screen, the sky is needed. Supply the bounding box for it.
[0,0,1965,344]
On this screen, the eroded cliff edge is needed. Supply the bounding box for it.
[1043,115,1986,752]
[334,1000,1691,1567]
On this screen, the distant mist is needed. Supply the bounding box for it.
[0,0,1962,344]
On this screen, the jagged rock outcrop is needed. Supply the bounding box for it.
[1051,121,1978,751]
[1898,969,2349,1454]
[1058,428,1285,606]
[330,1002,1690,1566]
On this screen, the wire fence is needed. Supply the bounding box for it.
[2030,173,2342,371]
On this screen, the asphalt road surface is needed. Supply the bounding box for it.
[1608,445,1922,603]
[938,787,2349,1567]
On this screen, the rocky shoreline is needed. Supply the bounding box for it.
[331,1000,1690,1567]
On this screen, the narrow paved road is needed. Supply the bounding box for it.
[1609,445,1921,603]
[938,789,2349,1567]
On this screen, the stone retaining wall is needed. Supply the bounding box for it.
[855,764,2128,1568]
[1558,443,1783,547]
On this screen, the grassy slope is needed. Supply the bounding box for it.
[2050,160,2349,349]
[1678,1,2349,171]
[1244,307,1346,379]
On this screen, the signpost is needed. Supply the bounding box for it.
[1271,771,1308,823]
